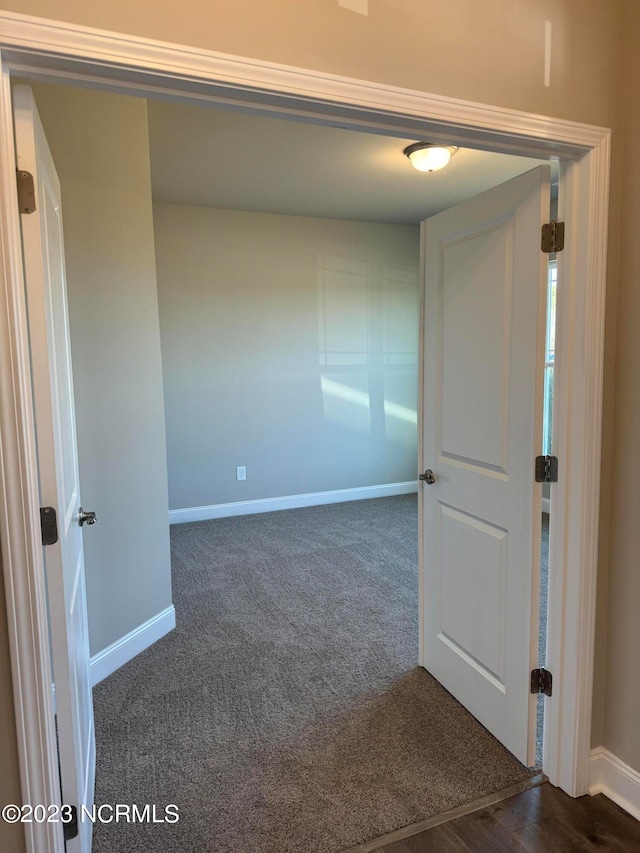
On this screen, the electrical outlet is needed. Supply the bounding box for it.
[236,466,246,481]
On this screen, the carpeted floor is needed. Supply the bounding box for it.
[92,494,536,853]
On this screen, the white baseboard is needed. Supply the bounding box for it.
[169,481,419,525]
[90,605,176,686]
[589,746,640,820]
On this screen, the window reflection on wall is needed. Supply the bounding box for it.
[317,254,418,442]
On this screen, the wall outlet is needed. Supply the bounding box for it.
[236,466,246,481]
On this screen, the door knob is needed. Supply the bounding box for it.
[79,507,97,527]
[419,469,436,485]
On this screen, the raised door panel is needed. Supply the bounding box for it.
[439,220,513,476]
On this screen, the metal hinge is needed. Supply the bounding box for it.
[40,506,59,546]
[535,455,558,483]
[541,220,565,253]
[531,667,553,697]
[63,805,79,841]
[16,169,36,214]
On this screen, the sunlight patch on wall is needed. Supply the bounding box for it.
[383,399,417,425]
[321,375,372,434]
[317,254,418,439]
[338,0,369,15]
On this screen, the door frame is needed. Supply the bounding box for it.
[0,11,609,853]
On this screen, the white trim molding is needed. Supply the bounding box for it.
[543,142,610,797]
[589,747,640,820]
[0,11,607,158]
[0,56,64,853]
[90,606,176,686]
[169,482,418,525]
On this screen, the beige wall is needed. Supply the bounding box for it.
[1,0,635,837]
[154,204,420,510]
[0,0,621,127]
[27,83,173,656]
[602,0,640,770]
[0,555,25,852]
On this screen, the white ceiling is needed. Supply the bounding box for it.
[147,100,550,225]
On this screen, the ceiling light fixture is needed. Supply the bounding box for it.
[403,143,458,172]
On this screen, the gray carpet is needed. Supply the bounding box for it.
[92,495,535,853]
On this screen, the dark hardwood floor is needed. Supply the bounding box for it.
[378,784,640,852]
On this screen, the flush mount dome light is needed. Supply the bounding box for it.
[403,143,458,172]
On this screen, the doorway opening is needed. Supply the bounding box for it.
[536,255,557,767]
[0,22,609,853]
[18,76,557,852]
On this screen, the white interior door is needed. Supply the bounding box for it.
[14,85,95,851]
[419,166,550,767]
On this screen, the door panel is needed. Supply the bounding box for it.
[438,503,507,688]
[420,166,549,766]
[14,84,95,852]
[440,220,512,472]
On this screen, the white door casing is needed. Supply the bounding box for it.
[0,18,610,851]
[420,167,550,767]
[13,84,95,852]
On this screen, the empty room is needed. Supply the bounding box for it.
[5,6,640,853]
[13,78,559,852]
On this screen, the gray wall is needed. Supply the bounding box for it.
[153,204,420,511]
[30,83,172,656]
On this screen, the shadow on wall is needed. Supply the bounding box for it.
[318,253,418,442]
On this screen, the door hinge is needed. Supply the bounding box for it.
[16,169,36,214]
[40,506,59,546]
[541,220,565,253]
[63,805,79,841]
[531,667,553,697]
[535,455,558,483]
